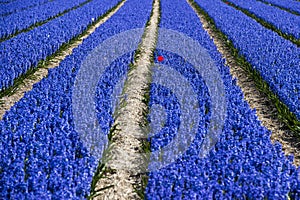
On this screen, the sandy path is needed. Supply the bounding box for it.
[93,0,160,199]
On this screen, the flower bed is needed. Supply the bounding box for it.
[0,0,50,16]
[0,0,120,91]
[145,0,300,199]
[195,0,300,121]
[260,0,300,15]
[225,0,300,40]
[0,0,152,198]
[0,0,89,40]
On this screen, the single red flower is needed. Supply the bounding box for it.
[157,55,164,62]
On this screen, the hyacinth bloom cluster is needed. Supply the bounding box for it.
[145,0,300,199]
[226,0,300,39]
[195,0,300,120]
[260,0,300,15]
[0,0,120,91]
[95,52,133,136]
[0,0,152,198]
[0,0,50,16]
[0,0,89,39]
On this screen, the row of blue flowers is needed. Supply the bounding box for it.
[195,0,300,120]
[0,0,119,92]
[0,0,88,40]
[0,0,50,17]
[226,0,299,39]
[0,0,15,3]
[145,0,300,199]
[0,0,153,198]
[260,0,300,15]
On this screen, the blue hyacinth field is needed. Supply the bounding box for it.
[0,0,300,199]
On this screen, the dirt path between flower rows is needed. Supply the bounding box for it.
[0,0,126,120]
[93,0,160,199]
[187,0,300,167]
